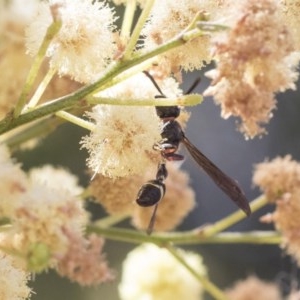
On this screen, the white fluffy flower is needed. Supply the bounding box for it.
[26,0,117,83]
[81,105,161,178]
[0,146,28,217]
[0,0,40,25]
[142,0,220,74]
[119,244,206,300]
[82,73,183,178]
[9,167,89,267]
[29,165,83,196]
[0,253,31,300]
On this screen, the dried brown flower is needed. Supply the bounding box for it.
[89,174,143,215]
[253,156,300,266]
[225,276,282,300]
[56,231,114,286]
[89,162,195,232]
[205,0,299,138]
[280,0,300,51]
[272,191,300,264]
[253,155,300,201]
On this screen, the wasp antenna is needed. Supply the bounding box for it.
[143,71,166,98]
[185,77,201,95]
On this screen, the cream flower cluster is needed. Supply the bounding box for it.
[0,145,113,286]
[0,0,81,120]
[1,0,298,182]
[0,253,32,300]
[2,0,300,298]
[81,73,183,178]
[26,0,117,83]
[142,0,221,76]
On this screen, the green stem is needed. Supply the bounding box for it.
[87,224,281,245]
[197,21,229,32]
[88,94,202,106]
[0,27,204,135]
[184,11,209,32]
[14,20,62,118]
[25,67,57,111]
[91,60,157,94]
[0,218,11,230]
[200,195,269,238]
[0,117,61,150]
[55,111,94,131]
[120,0,137,38]
[166,244,229,300]
[206,231,281,244]
[93,214,130,228]
[122,0,155,60]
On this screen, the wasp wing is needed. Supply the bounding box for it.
[183,136,251,216]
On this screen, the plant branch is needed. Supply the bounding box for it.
[88,94,202,106]
[166,244,229,300]
[0,27,205,135]
[25,67,57,111]
[0,116,63,150]
[120,0,137,38]
[122,0,154,60]
[93,214,130,228]
[197,21,229,32]
[201,195,269,238]
[55,111,94,131]
[14,20,62,118]
[87,224,281,245]
[87,195,273,245]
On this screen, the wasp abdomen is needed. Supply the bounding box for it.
[136,180,165,207]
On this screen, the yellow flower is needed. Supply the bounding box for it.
[119,244,206,300]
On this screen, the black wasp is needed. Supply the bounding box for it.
[136,71,251,234]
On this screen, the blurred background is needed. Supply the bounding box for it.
[14,67,300,299]
[3,1,299,298]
